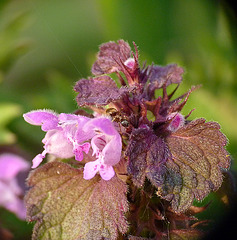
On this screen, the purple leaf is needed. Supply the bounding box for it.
[161,118,231,212]
[126,126,170,188]
[126,119,230,213]
[148,64,184,91]
[25,162,129,240]
[74,76,129,106]
[92,39,131,75]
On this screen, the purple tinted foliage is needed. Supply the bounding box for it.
[24,39,232,239]
[148,64,184,88]
[0,153,30,219]
[126,126,168,187]
[126,125,181,193]
[74,76,133,107]
[91,39,131,75]
[75,39,229,210]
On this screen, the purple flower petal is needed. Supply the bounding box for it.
[23,109,59,131]
[0,153,30,179]
[83,117,118,135]
[84,117,122,166]
[73,142,91,161]
[91,134,106,157]
[43,130,74,159]
[24,111,122,180]
[32,153,45,169]
[167,112,185,132]
[83,159,115,180]
[99,164,115,180]
[60,113,93,143]
[0,153,30,219]
[102,134,122,166]
[83,160,100,180]
[0,180,27,219]
[82,117,122,180]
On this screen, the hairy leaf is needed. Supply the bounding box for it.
[148,64,184,91]
[25,162,128,240]
[92,40,131,75]
[126,126,171,188]
[126,119,230,213]
[74,75,129,106]
[160,118,231,212]
[0,103,22,144]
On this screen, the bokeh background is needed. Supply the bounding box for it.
[0,0,236,239]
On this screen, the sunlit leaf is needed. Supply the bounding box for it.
[25,162,129,240]
[161,118,231,212]
[92,39,131,75]
[148,64,184,90]
[0,128,16,144]
[126,119,230,212]
[126,127,169,188]
[0,103,21,144]
[74,75,132,107]
[0,103,21,126]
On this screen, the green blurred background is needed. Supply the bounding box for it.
[0,0,236,239]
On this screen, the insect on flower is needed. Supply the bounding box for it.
[106,107,130,127]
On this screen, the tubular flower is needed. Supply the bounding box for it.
[23,110,91,168]
[23,110,122,180]
[83,117,122,180]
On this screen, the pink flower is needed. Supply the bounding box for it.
[124,57,135,69]
[167,112,185,132]
[23,110,91,168]
[0,153,30,219]
[24,110,122,180]
[83,117,122,180]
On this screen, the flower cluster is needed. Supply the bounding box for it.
[23,110,122,180]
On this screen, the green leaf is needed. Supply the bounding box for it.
[0,103,22,144]
[25,162,129,240]
[161,118,231,212]
[0,127,16,144]
[0,103,21,126]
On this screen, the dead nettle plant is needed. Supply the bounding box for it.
[24,40,231,240]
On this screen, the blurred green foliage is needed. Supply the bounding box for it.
[0,0,236,239]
